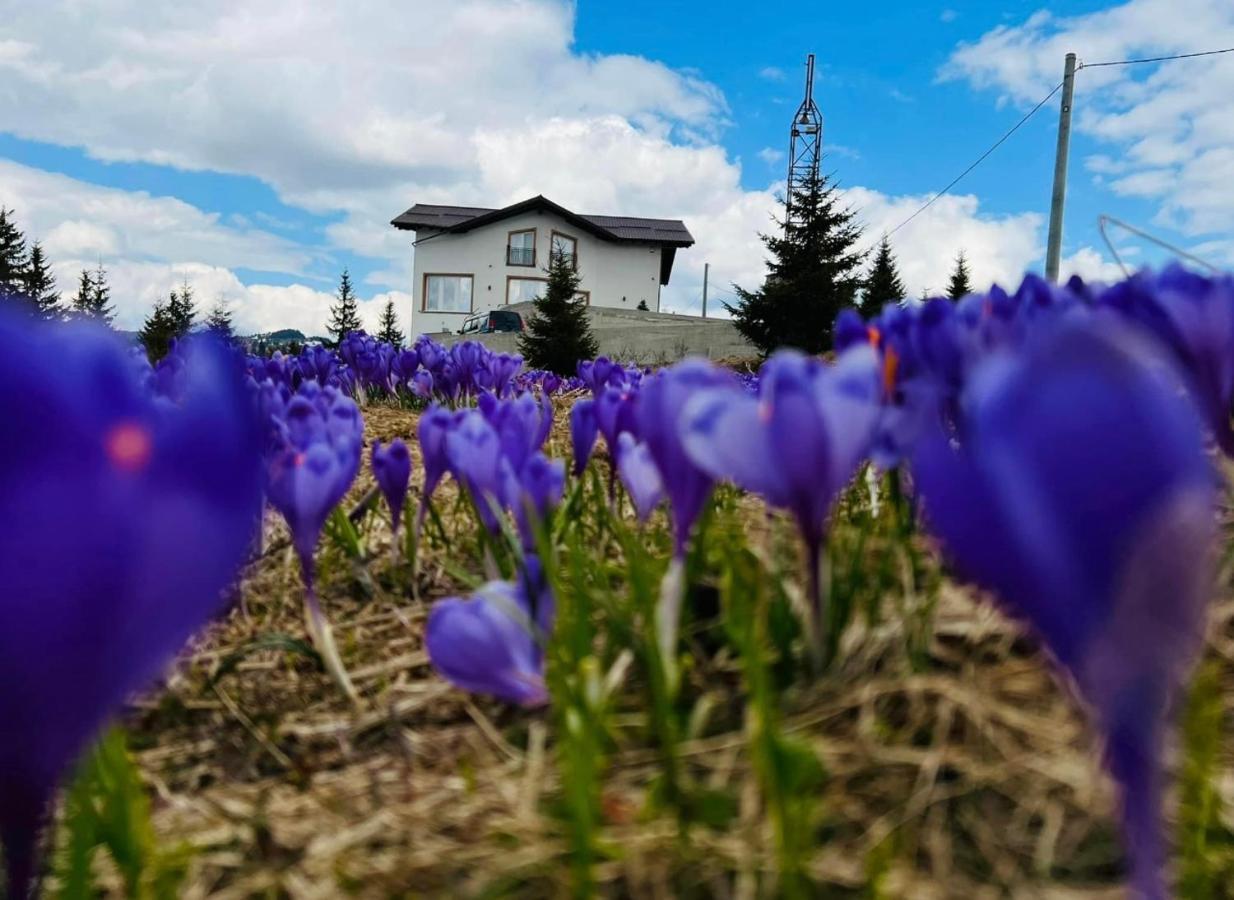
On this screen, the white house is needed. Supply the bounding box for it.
[390,195,694,335]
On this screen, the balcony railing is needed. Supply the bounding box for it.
[507,246,535,266]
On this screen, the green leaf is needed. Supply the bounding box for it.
[53,728,190,900]
[325,504,364,560]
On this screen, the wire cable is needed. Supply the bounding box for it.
[1079,47,1234,68]
[1097,214,1220,277]
[885,44,1233,239]
[886,81,1064,237]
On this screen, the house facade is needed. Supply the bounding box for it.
[390,195,694,335]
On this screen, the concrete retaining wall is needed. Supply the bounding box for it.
[427,302,755,364]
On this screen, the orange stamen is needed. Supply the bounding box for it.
[882,346,900,395]
[105,422,152,472]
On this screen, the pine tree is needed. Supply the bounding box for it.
[205,297,235,339]
[139,298,176,362]
[862,236,906,312]
[375,297,404,347]
[0,206,29,298]
[946,250,973,301]
[71,262,115,324]
[21,243,61,319]
[70,269,95,318]
[167,279,196,338]
[327,269,362,344]
[727,168,865,355]
[518,247,598,375]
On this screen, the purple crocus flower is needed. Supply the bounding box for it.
[411,369,434,399]
[480,391,554,473]
[449,341,486,397]
[637,359,735,558]
[265,383,364,700]
[483,352,524,398]
[1100,265,1234,456]
[595,385,639,449]
[0,317,263,896]
[414,404,457,535]
[912,319,1215,899]
[503,452,565,549]
[425,558,554,706]
[414,335,446,372]
[636,359,734,682]
[266,385,364,562]
[616,433,665,522]
[391,348,421,391]
[833,307,870,353]
[569,398,598,476]
[682,347,881,621]
[446,411,506,532]
[371,438,412,533]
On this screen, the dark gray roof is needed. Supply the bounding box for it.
[390,195,694,247]
[579,214,694,244]
[390,204,495,231]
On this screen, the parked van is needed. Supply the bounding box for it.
[458,309,524,335]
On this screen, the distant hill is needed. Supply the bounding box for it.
[259,328,306,343]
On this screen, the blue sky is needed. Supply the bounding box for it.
[0,0,1229,332]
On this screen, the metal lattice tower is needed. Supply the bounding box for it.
[785,53,823,229]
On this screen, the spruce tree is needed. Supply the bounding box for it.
[946,251,973,301]
[167,279,196,338]
[518,247,598,375]
[93,263,114,323]
[22,243,60,319]
[375,297,404,347]
[70,269,95,318]
[327,269,362,344]
[862,236,906,312]
[0,206,29,297]
[205,297,235,339]
[72,263,115,324]
[727,168,865,355]
[139,298,176,362]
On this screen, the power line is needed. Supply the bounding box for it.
[1079,46,1234,68]
[886,81,1063,237]
[885,44,1234,239]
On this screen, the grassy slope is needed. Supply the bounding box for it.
[112,402,1234,899]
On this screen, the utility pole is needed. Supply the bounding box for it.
[1045,52,1077,283]
[701,262,709,318]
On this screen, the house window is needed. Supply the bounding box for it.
[422,274,473,313]
[507,277,547,305]
[507,229,536,267]
[550,231,578,269]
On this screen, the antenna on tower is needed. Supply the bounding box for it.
[785,53,823,230]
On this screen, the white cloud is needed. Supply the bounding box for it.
[759,66,787,81]
[1058,245,1130,284]
[940,9,958,23]
[0,159,312,276]
[0,2,726,203]
[757,147,785,167]
[0,0,1100,332]
[941,0,1234,260]
[843,189,1043,298]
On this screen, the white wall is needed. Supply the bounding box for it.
[408,209,664,335]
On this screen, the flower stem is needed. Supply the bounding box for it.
[300,557,359,704]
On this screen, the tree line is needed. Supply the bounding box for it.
[1,204,240,361]
[1,206,115,324]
